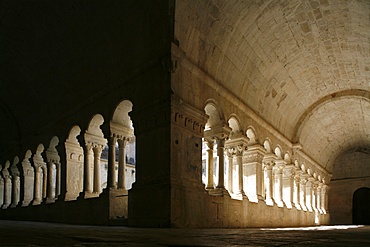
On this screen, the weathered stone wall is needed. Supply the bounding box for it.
[329,150,370,224]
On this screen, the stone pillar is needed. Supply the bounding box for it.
[11,176,20,208]
[233,144,246,197]
[42,167,48,199]
[305,178,313,212]
[205,139,214,190]
[84,143,93,193]
[56,162,61,198]
[226,149,233,194]
[316,183,322,214]
[93,145,103,194]
[108,135,118,188]
[264,162,274,206]
[0,175,3,208]
[321,184,329,213]
[299,175,307,211]
[273,159,285,207]
[312,182,318,212]
[118,138,128,189]
[33,167,42,205]
[293,169,301,210]
[10,159,20,208]
[21,151,34,206]
[243,144,265,203]
[215,138,226,190]
[263,153,276,206]
[225,134,248,199]
[2,174,11,209]
[282,164,295,209]
[46,161,55,203]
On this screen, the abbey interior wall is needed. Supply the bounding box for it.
[170,44,330,227]
[329,151,370,224]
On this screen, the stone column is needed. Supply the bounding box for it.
[47,161,55,203]
[33,167,42,205]
[216,138,226,190]
[312,182,318,212]
[235,145,245,197]
[264,161,274,206]
[205,139,214,190]
[93,145,103,194]
[11,176,20,208]
[299,175,307,211]
[305,178,313,212]
[0,175,4,208]
[316,183,322,214]
[226,148,233,194]
[118,138,128,189]
[321,184,329,213]
[56,162,61,198]
[108,135,118,188]
[273,159,285,207]
[282,164,295,209]
[243,144,265,203]
[2,175,11,209]
[293,169,301,210]
[84,143,93,193]
[42,167,47,200]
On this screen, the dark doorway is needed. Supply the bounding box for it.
[352,187,370,225]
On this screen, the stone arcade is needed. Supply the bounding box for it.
[0,0,369,228]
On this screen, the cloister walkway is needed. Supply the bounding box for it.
[0,220,369,246]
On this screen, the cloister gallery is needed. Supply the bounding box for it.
[0,0,369,228]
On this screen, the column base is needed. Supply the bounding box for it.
[46,198,56,204]
[231,191,247,201]
[32,199,42,206]
[84,191,100,199]
[209,188,230,197]
[274,199,284,208]
[283,201,293,209]
[247,194,259,203]
[265,198,274,206]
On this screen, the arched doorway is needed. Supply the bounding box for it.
[353,187,370,225]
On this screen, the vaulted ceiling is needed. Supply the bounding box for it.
[175,0,370,172]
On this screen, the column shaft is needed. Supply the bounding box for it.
[227,152,233,193]
[118,138,127,189]
[108,135,117,188]
[205,140,214,190]
[47,162,54,201]
[216,139,225,189]
[85,144,93,193]
[265,164,273,206]
[93,146,102,193]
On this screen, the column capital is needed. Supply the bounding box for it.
[244,144,265,163]
[204,124,231,141]
[262,153,276,168]
[225,136,248,157]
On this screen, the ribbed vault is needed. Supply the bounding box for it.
[175,0,370,173]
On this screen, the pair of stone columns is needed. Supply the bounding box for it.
[85,143,105,194]
[107,135,131,190]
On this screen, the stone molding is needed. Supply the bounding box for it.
[171,97,207,137]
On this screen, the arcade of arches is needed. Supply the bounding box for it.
[0,0,369,228]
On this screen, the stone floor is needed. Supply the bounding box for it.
[0,220,369,246]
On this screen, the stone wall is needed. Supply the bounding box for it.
[329,150,370,224]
